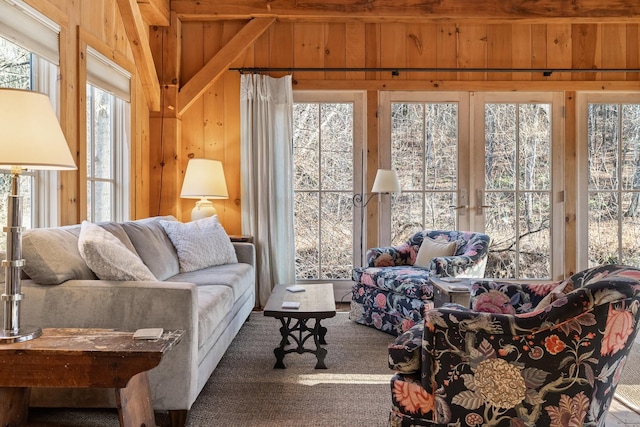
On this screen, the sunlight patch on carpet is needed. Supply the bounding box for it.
[296,373,392,386]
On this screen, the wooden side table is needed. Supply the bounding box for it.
[263,283,336,369]
[431,277,473,307]
[0,328,183,427]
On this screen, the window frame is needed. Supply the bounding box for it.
[292,90,365,294]
[576,92,640,271]
[81,44,132,223]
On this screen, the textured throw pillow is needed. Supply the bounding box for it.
[414,237,457,267]
[78,221,156,281]
[23,225,97,284]
[159,215,238,273]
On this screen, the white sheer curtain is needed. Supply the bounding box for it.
[240,74,295,307]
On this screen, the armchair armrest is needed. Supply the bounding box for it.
[366,242,415,267]
[468,279,563,314]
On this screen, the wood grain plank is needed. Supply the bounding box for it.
[512,24,532,80]
[365,23,380,81]
[380,23,407,80]
[627,24,640,80]
[325,22,347,80]
[457,24,487,80]
[345,22,366,80]
[270,21,294,77]
[405,23,437,80]
[487,24,511,81]
[293,22,325,80]
[572,23,601,81]
[547,24,572,80]
[602,23,627,80]
[223,70,242,234]
[531,24,547,81]
[436,23,457,80]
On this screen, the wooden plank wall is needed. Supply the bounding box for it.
[175,20,640,241]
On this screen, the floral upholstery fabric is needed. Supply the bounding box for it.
[351,230,491,335]
[388,264,640,427]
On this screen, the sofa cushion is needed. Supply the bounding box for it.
[414,237,457,268]
[78,221,156,281]
[352,266,434,300]
[160,215,237,273]
[121,216,180,281]
[167,262,254,301]
[22,225,97,284]
[195,284,235,358]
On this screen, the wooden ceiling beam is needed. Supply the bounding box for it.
[177,17,276,115]
[137,0,170,26]
[116,0,162,111]
[171,0,640,23]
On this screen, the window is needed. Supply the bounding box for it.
[292,92,364,285]
[0,0,61,246]
[380,92,563,280]
[85,48,131,222]
[389,101,461,244]
[578,93,640,268]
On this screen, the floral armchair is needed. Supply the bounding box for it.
[350,230,491,335]
[387,264,640,427]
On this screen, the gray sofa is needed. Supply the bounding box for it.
[17,215,255,425]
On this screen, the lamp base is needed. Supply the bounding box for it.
[0,325,41,343]
[191,198,217,221]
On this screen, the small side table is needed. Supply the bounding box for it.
[263,283,336,369]
[431,277,473,308]
[0,328,183,427]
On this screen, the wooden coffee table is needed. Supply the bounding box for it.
[0,328,183,427]
[263,283,336,369]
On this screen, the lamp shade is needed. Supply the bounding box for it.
[180,159,229,199]
[0,88,76,170]
[371,169,401,194]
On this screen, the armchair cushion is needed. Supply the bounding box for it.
[414,237,457,268]
[352,266,434,300]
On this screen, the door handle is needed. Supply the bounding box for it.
[477,189,491,215]
[449,189,468,215]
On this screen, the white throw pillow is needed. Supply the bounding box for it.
[414,237,457,267]
[78,221,156,281]
[159,215,238,272]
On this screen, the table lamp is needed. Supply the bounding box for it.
[180,158,229,221]
[0,88,76,343]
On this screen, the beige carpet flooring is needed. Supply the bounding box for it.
[28,312,396,427]
[613,334,640,414]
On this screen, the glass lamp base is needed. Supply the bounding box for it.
[0,326,42,343]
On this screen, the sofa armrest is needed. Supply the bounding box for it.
[20,279,199,409]
[233,242,255,266]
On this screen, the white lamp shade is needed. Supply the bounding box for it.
[0,88,76,170]
[180,158,229,199]
[371,169,401,194]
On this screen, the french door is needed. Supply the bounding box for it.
[380,92,564,280]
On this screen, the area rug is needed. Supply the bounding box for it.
[29,312,396,427]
